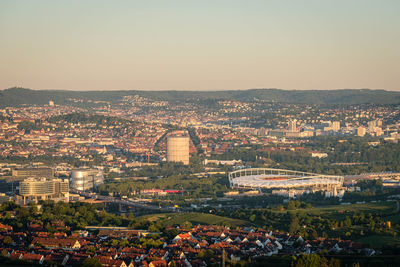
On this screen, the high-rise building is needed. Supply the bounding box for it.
[70,169,104,191]
[332,121,341,131]
[18,178,69,204]
[167,135,190,165]
[288,120,297,132]
[357,126,366,137]
[368,120,376,131]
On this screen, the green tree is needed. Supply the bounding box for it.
[2,236,13,245]
[86,246,96,255]
[82,258,101,267]
[289,217,300,235]
[148,224,160,232]
[119,239,129,247]
[181,221,192,229]
[295,254,326,267]
[163,228,179,239]
[1,249,8,257]
[328,258,340,267]
[110,239,119,247]
[311,229,318,240]
[198,249,215,261]
[287,201,296,210]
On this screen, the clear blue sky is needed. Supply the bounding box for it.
[1,0,399,91]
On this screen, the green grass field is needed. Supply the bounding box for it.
[385,212,400,224]
[356,235,400,248]
[139,212,250,227]
[303,202,397,220]
[268,201,397,221]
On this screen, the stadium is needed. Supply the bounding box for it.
[229,168,343,190]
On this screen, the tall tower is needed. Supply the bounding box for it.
[288,119,297,132]
[167,135,190,165]
[357,126,366,137]
[332,121,340,131]
[368,120,376,131]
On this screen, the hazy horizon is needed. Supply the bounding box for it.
[1,1,399,91]
[2,87,396,93]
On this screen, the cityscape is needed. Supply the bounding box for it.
[0,89,399,266]
[1,1,400,267]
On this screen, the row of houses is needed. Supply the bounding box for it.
[0,220,376,267]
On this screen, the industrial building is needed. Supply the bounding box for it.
[17,178,69,204]
[166,135,190,165]
[229,168,343,192]
[12,168,54,178]
[70,169,104,191]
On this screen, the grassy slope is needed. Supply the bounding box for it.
[265,201,400,246]
[355,235,400,248]
[303,202,397,220]
[139,212,250,227]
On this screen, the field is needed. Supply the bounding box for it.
[355,235,400,248]
[385,211,400,224]
[140,202,398,229]
[137,201,400,247]
[139,212,250,227]
[265,201,397,219]
[303,201,397,220]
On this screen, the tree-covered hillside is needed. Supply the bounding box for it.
[1,87,400,107]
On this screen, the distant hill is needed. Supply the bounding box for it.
[0,87,399,107]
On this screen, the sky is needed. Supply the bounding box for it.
[0,0,399,91]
